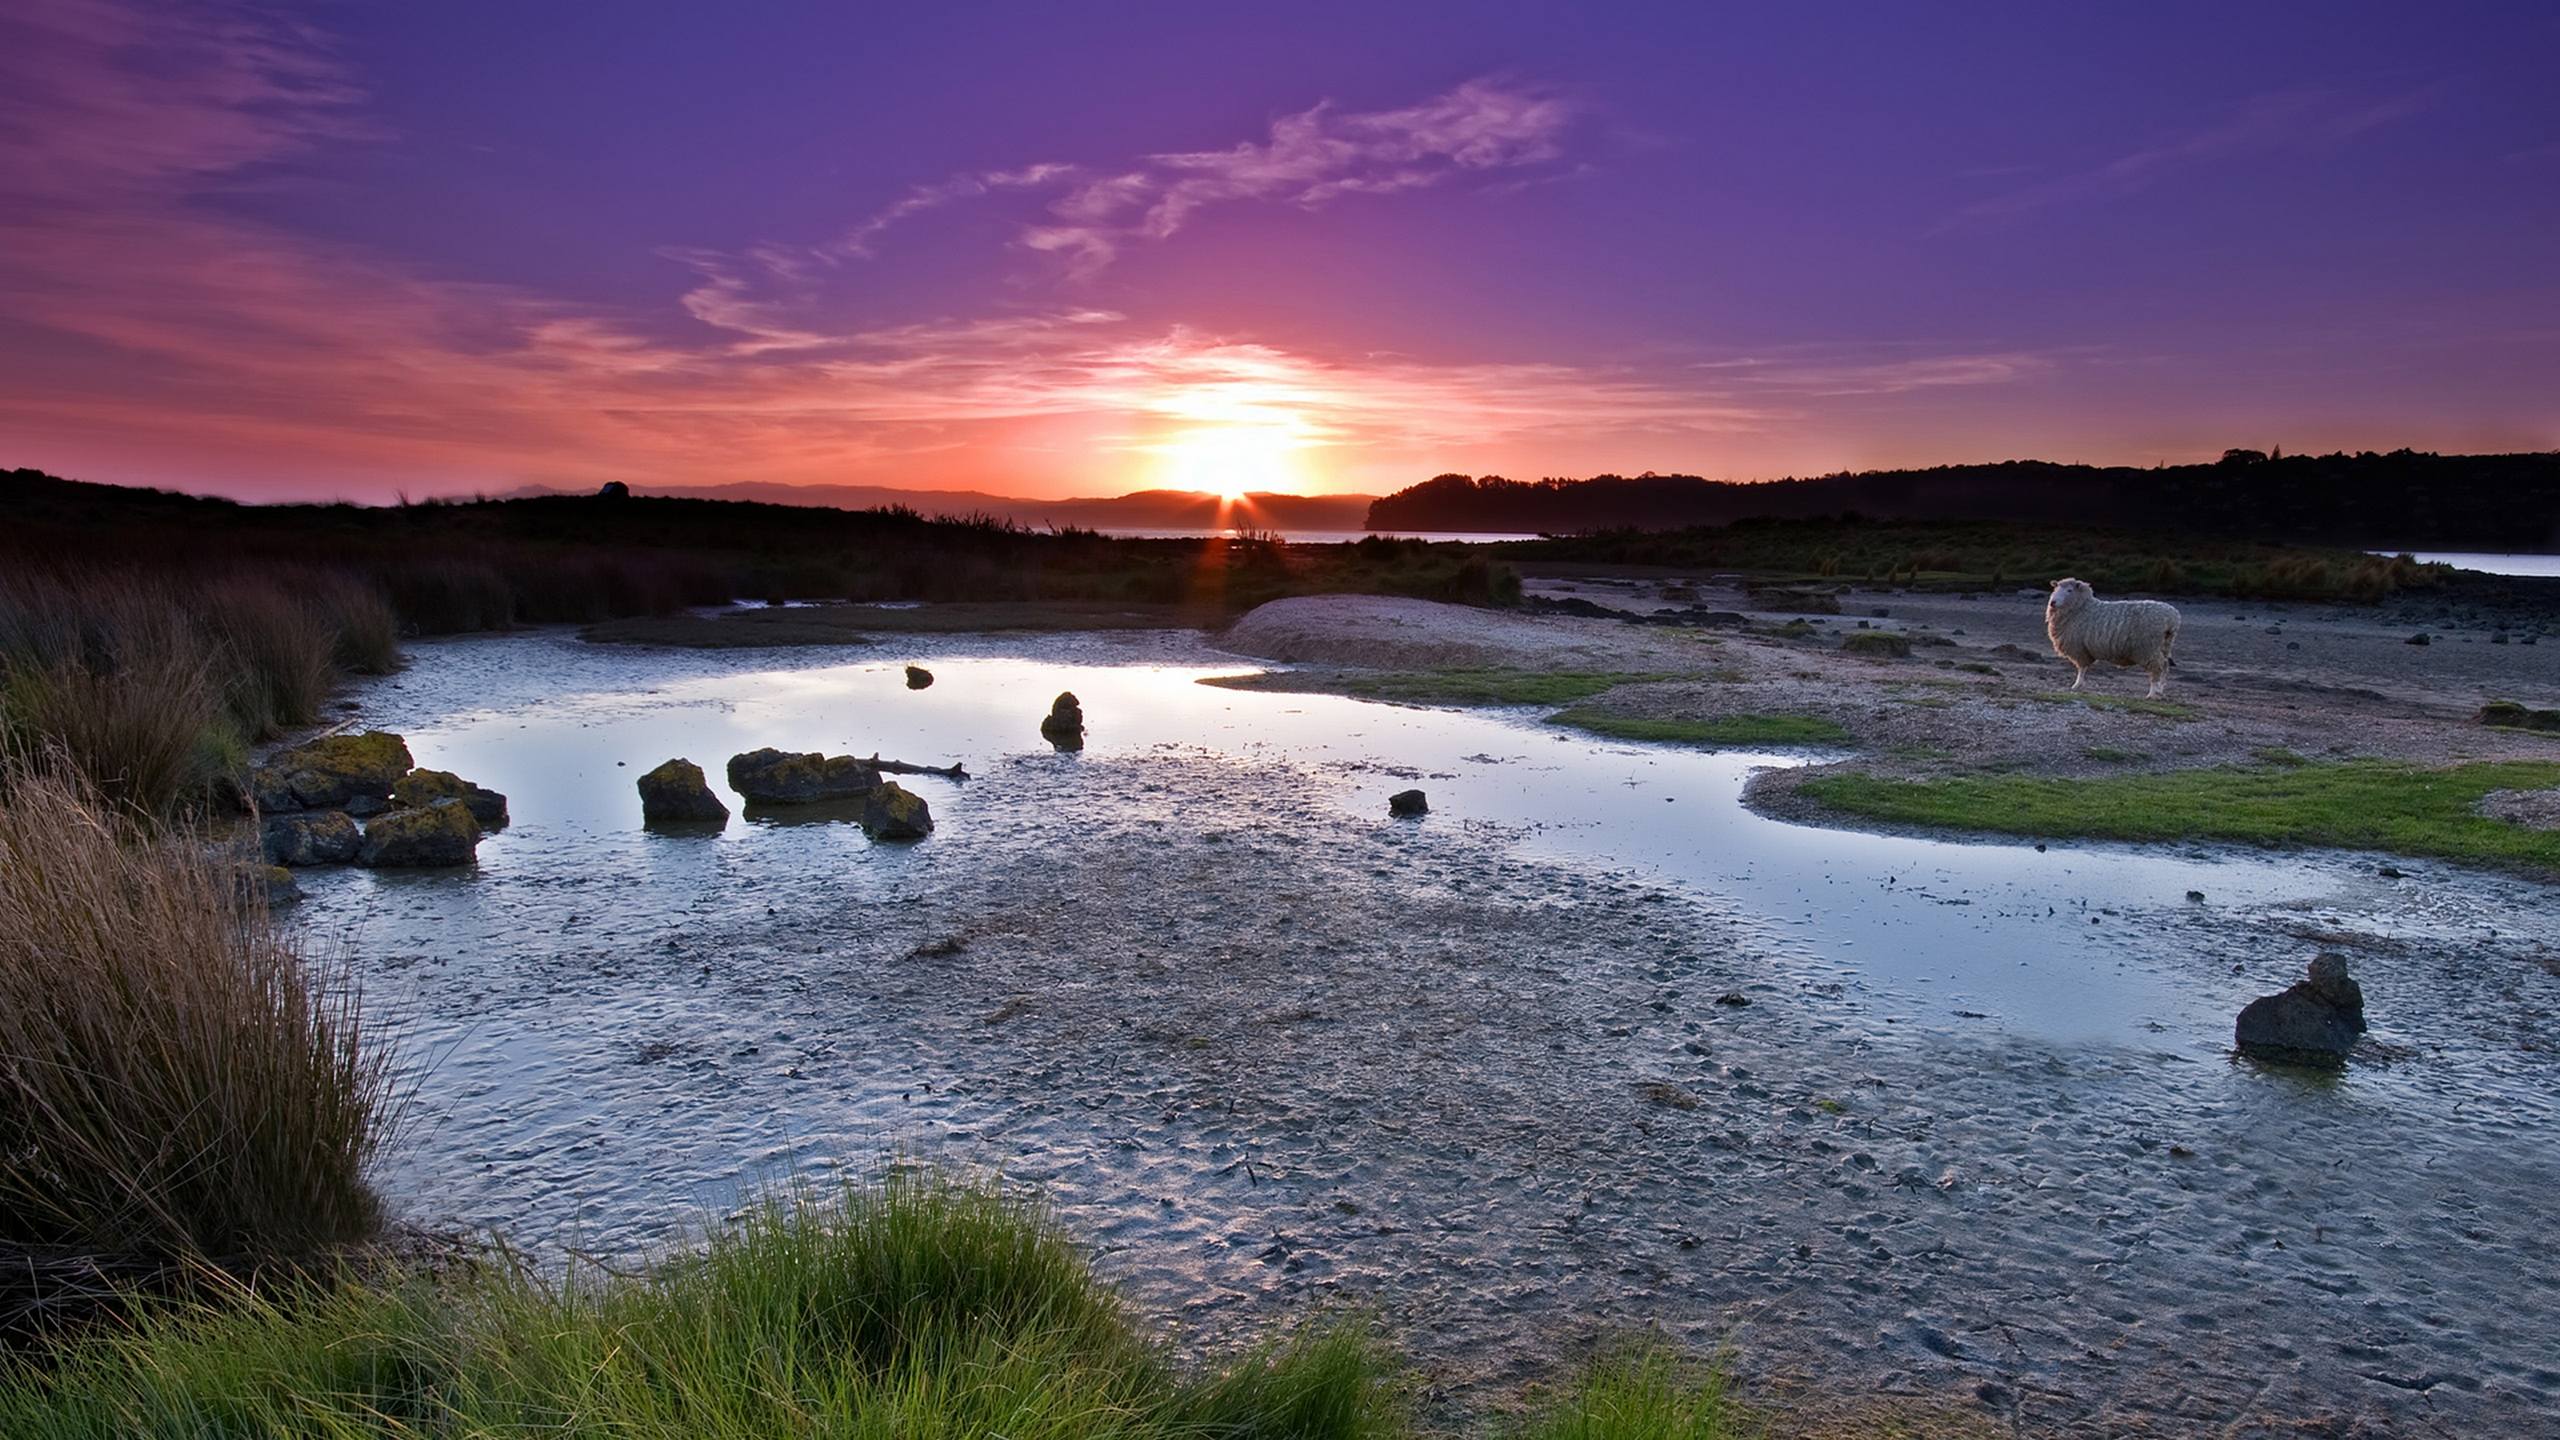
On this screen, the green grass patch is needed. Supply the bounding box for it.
[0,1174,1407,1440]
[2030,690,2197,720]
[1516,1345,1738,1440]
[1800,759,2560,871]
[1550,707,1852,747]
[1203,668,1664,707]
[2253,746,2311,767]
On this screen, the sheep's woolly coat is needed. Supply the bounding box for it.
[2046,578,2181,696]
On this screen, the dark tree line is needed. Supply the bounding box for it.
[1365,451,2560,550]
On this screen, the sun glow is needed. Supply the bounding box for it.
[1155,425,1305,500]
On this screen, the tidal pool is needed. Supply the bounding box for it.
[305,625,2560,1434]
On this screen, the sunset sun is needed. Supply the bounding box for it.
[1157,425,1303,500]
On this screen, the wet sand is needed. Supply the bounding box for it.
[312,618,2560,1439]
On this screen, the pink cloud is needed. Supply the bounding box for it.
[0,5,2041,500]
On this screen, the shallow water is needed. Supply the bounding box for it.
[2380,550,2560,578]
[306,626,2560,1432]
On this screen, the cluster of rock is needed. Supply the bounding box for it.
[1041,692,1085,749]
[2235,953,2368,1068]
[254,731,501,870]
[635,748,933,841]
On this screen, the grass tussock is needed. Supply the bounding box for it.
[1800,758,2560,872]
[0,757,398,1332]
[0,568,402,816]
[1203,668,1663,707]
[1550,708,1852,748]
[0,1175,1408,1440]
[1515,1345,1740,1440]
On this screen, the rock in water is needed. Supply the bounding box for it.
[1389,789,1429,818]
[253,730,413,811]
[726,747,880,804]
[392,769,509,829]
[262,810,360,866]
[905,665,934,690]
[1041,692,1085,749]
[638,758,729,824]
[860,781,933,841]
[2235,952,2368,1067]
[357,798,481,867]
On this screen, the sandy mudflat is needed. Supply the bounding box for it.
[326,614,2560,1439]
[1218,585,2560,816]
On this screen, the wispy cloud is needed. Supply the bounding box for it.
[1934,87,2433,235]
[814,78,1581,279]
[0,0,368,200]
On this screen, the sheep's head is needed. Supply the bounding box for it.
[2048,577,2094,613]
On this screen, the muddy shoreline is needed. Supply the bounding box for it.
[1215,584,2560,857]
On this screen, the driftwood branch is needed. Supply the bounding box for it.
[868,755,967,780]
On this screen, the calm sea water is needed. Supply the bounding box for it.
[2383,551,2560,578]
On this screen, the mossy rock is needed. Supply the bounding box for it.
[860,781,933,841]
[357,798,480,868]
[726,748,879,804]
[2479,700,2560,733]
[392,769,509,828]
[260,730,414,810]
[1746,584,1842,615]
[638,758,729,825]
[1841,631,1913,659]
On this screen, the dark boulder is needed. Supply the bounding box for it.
[860,781,934,841]
[638,758,729,824]
[262,810,360,867]
[357,799,481,868]
[1041,692,1085,749]
[1389,788,1429,818]
[2235,952,2368,1068]
[905,665,934,690]
[726,747,879,804]
[597,480,630,499]
[392,769,509,829]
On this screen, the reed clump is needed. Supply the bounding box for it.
[0,757,399,1340]
[0,569,401,817]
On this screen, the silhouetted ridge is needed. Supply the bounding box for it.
[1365,452,2560,549]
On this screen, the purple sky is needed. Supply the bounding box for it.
[2,1,2555,501]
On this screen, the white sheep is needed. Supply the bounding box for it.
[2046,578,2181,697]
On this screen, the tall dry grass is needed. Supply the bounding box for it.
[0,756,401,1322]
[0,569,402,816]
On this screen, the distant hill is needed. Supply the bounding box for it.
[1365,452,2560,550]
[509,480,1376,533]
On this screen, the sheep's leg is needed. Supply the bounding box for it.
[2070,663,2087,690]
[2144,665,2167,699]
